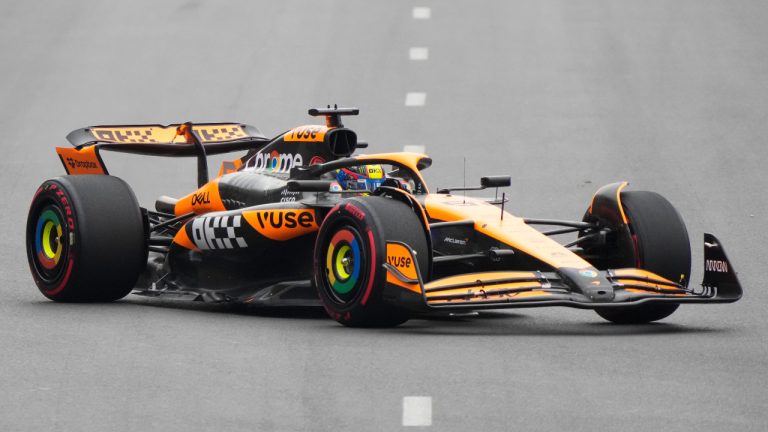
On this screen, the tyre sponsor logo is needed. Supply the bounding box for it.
[243,209,318,241]
[344,203,366,221]
[49,184,75,231]
[248,150,304,173]
[190,215,247,250]
[385,242,418,280]
[705,259,728,273]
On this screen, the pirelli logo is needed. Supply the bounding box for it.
[89,124,248,144]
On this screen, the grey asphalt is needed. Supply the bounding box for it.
[1,0,767,430]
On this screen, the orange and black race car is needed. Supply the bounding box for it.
[26,106,742,327]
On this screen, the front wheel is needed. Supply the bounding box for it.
[26,175,147,302]
[314,196,429,327]
[592,191,691,324]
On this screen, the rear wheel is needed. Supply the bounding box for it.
[594,191,691,323]
[314,196,428,327]
[26,175,146,302]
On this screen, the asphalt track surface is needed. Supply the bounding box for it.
[1,1,767,431]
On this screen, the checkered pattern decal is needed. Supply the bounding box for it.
[190,215,248,250]
[196,125,247,142]
[89,124,247,144]
[92,128,159,143]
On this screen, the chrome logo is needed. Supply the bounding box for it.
[35,209,64,270]
[579,269,598,278]
[251,150,303,173]
[326,229,362,295]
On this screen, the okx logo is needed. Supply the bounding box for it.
[190,215,247,250]
[243,209,318,241]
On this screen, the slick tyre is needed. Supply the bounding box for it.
[26,175,146,302]
[314,196,428,327]
[595,191,691,324]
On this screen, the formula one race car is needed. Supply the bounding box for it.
[26,106,742,327]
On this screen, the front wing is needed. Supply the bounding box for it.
[384,233,742,311]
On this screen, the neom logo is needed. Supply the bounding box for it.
[705,259,728,273]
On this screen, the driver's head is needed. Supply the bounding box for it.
[336,164,386,192]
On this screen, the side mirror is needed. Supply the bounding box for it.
[481,176,511,188]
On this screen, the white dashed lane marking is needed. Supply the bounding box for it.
[409,47,429,60]
[405,92,426,107]
[412,7,431,20]
[403,145,426,153]
[402,396,432,427]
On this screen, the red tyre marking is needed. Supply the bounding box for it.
[360,228,376,306]
[44,258,74,296]
[344,203,366,221]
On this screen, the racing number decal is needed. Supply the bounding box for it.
[243,209,319,241]
[283,125,328,142]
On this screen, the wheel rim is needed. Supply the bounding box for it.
[30,203,69,283]
[324,226,365,303]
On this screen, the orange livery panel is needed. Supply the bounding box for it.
[283,125,328,142]
[242,209,319,241]
[174,178,226,216]
[56,146,108,175]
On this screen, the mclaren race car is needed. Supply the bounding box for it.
[26,107,742,326]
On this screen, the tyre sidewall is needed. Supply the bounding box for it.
[26,176,146,302]
[314,200,388,324]
[314,196,426,327]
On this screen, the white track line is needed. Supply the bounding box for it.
[403,145,426,153]
[412,7,431,20]
[409,47,429,61]
[402,396,432,426]
[405,92,426,107]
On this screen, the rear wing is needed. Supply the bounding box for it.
[57,122,270,186]
[65,123,267,155]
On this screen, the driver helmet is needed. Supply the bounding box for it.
[336,164,386,192]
